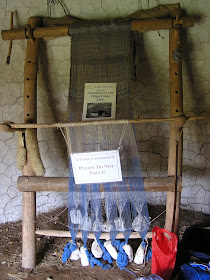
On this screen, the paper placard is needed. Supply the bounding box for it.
[82,83,116,120]
[71,150,122,184]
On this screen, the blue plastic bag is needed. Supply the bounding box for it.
[180,263,210,280]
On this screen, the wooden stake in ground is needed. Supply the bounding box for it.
[22,17,41,269]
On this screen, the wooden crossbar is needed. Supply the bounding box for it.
[1,17,194,41]
[17,176,182,192]
[1,115,209,132]
[36,229,153,239]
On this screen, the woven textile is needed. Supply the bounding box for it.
[67,21,150,244]
[69,20,131,103]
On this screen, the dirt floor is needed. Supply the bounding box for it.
[0,205,209,280]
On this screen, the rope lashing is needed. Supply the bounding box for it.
[116,241,129,270]
[97,240,113,264]
[62,241,77,263]
[112,240,129,269]
[112,240,137,278]
[84,245,112,270]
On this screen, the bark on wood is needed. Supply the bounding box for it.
[165,27,184,235]
[36,229,152,239]
[1,17,194,41]
[22,17,41,269]
[1,115,208,131]
[17,176,182,192]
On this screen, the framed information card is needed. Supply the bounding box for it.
[82,83,116,120]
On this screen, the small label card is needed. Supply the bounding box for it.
[71,150,122,184]
[82,83,116,120]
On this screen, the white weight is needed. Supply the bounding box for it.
[114,217,126,231]
[80,246,89,266]
[134,243,145,265]
[123,244,133,262]
[91,240,103,258]
[92,219,103,232]
[104,240,118,260]
[81,216,92,231]
[70,248,80,261]
[132,215,150,232]
[102,222,113,232]
[70,209,83,224]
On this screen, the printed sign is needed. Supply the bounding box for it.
[71,150,122,184]
[82,83,116,120]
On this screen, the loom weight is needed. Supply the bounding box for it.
[80,246,89,266]
[134,242,146,265]
[123,244,133,262]
[132,214,150,232]
[104,240,118,260]
[92,219,103,232]
[91,240,103,258]
[114,217,126,231]
[102,222,114,232]
[70,208,83,224]
[81,215,92,231]
[70,247,81,261]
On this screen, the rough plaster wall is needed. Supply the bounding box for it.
[0,0,209,223]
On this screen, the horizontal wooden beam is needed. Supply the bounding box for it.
[1,25,69,40]
[1,115,209,131]
[18,176,182,192]
[2,17,194,41]
[9,117,176,129]
[36,229,152,239]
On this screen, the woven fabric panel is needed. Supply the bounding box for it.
[66,21,150,242]
[69,20,131,103]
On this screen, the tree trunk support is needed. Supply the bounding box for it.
[22,17,41,269]
[165,23,185,235]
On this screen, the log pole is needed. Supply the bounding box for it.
[22,17,41,269]
[165,23,184,235]
[36,229,153,240]
[1,17,194,41]
[0,114,209,132]
[17,176,182,193]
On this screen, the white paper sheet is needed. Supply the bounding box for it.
[71,150,122,184]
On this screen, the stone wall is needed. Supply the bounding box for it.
[0,0,209,223]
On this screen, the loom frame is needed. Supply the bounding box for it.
[2,6,205,270]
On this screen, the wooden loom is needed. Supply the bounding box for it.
[1,5,209,270]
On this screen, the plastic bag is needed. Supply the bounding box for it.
[151,226,178,280]
[180,263,210,280]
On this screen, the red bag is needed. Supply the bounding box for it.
[152,226,178,280]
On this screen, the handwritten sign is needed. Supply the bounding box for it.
[71,150,122,184]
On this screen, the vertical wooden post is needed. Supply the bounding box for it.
[165,24,183,235]
[22,17,41,269]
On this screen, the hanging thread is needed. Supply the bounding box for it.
[118,122,129,150]
[47,0,68,17]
